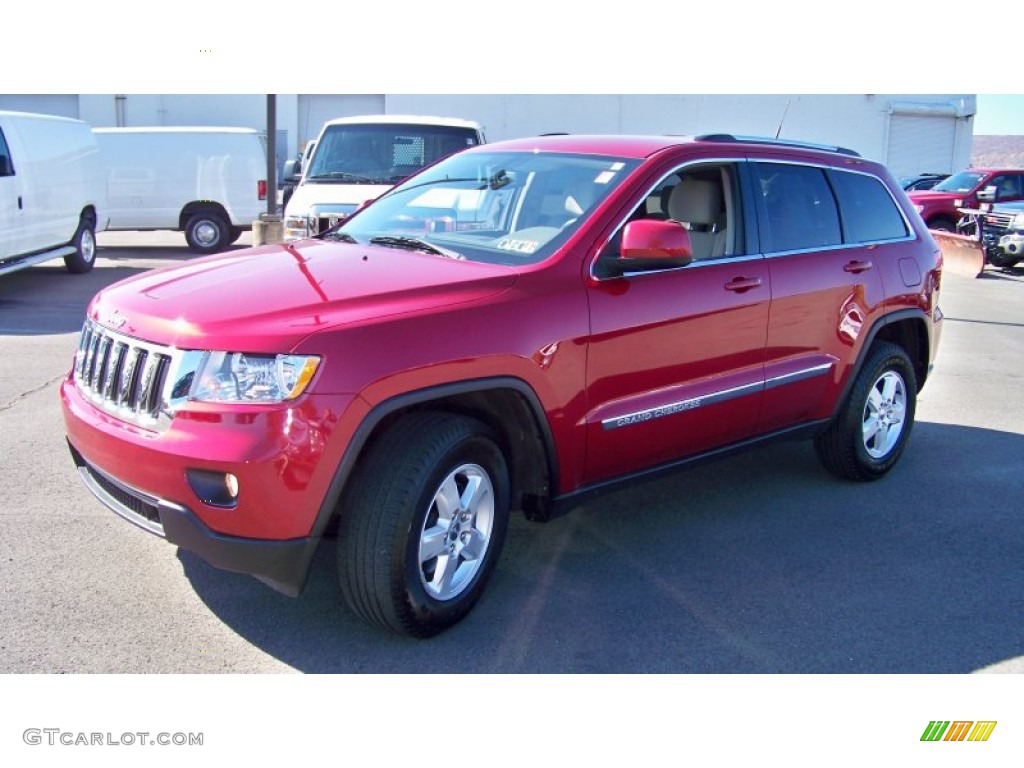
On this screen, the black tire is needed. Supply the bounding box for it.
[337,411,510,637]
[227,227,245,245]
[63,217,97,274]
[988,251,1020,269]
[184,212,231,254]
[928,218,956,233]
[815,341,917,482]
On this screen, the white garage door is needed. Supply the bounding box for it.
[297,95,385,147]
[887,114,957,178]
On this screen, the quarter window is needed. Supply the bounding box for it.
[828,170,908,243]
[753,163,841,252]
[0,128,13,177]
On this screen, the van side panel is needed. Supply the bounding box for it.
[94,129,266,231]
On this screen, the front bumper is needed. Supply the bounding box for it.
[69,442,316,595]
[61,373,366,595]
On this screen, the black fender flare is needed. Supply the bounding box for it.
[309,376,558,539]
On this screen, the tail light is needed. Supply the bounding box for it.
[258,180,267,200]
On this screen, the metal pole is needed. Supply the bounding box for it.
[266,94,278,218]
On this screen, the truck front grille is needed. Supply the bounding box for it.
[74,320,174,430]
[984,211,1015,232]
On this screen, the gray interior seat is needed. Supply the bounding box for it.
[667,178,727,259]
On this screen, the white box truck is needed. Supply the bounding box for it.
[282,115,485,241]
[0,110,107,277]
[92,127,267,254]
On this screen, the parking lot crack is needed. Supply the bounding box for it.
[0,374,65,414]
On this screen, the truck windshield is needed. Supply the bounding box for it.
[332,150,640,266]
[932,171,985,194]
[305,124,480,185]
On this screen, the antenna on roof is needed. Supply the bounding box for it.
[775,97,791,140]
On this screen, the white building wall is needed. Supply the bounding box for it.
[3,93,976,176]
[386,94,976,174]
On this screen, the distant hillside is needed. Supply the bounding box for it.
[971,135,1024,168]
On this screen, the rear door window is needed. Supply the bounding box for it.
[752,162,841,252]
[828,169,908,243]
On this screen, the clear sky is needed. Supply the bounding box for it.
[974,94,1024,134]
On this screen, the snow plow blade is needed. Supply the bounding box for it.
[932,230,985,278]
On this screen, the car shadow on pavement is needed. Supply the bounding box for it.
[179,420,1024,674]
[0,264,155,336]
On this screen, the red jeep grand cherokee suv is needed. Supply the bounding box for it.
[61,134,943,637]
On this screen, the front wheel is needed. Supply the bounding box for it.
[815,341,917,481]
[64,218,96,274]
[988,251,1020,269]
[337,412,510,637]
[184,212,231,254]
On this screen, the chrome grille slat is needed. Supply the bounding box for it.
[118,347,141,407]
[73,319,179,432]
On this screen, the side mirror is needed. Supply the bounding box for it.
[604,219,693,276]
[282,158,301,183]
[976,186,997,203]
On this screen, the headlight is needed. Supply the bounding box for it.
[1012,213,1024,230]
[284,216,310,240]
[190,352,320,403]
[913,204,924,214]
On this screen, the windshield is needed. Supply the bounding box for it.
[305,123,480,185]
[331,150,640,266]
[932,171,985,193]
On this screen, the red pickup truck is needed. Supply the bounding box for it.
[908,168,1024,231]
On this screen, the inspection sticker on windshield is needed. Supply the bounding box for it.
[496,238,540,253]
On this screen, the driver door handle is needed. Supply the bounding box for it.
[724,277,763,293]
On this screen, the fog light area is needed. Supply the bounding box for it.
[187,469,240,508]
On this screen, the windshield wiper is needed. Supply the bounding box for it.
[308,171,381,183]
[381,174,506,200]
[369,236,463,259]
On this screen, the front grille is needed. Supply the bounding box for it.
[984,211,1015,231]
[74,320,173,429]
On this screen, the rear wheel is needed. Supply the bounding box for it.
[184,212,231,254]
[63,217,96,274]
[815,341,917,481]
[337,411,510,637]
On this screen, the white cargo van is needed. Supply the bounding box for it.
[282,115,485,240]
[0,110,107,277]
[93,127,267,254]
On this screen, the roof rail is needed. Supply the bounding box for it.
[696,133,861,158]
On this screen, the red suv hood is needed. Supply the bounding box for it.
[87,239,518,352]
[907,190,963,204]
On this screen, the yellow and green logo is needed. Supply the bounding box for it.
[921,721,997,742]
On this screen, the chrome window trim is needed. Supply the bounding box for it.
[590,155,920,282]
[750,158,918,251]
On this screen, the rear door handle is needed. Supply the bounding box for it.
[843,260,873,273]
[724,277,763,293]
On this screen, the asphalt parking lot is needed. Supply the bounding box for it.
[1,231,1022,673]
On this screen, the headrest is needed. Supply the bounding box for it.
[668,179,719,225]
